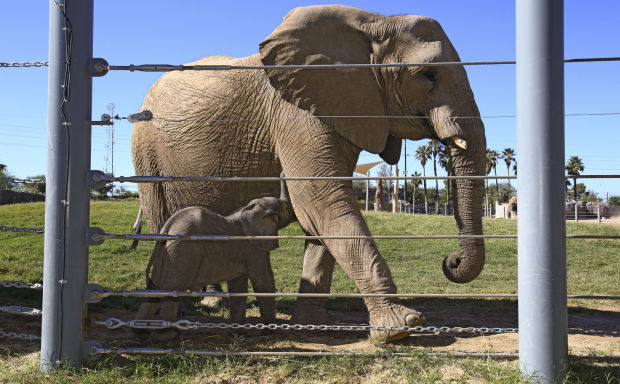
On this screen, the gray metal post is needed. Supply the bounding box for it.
[516,0,568,382]
[365,171,370,211]
[41,0,94,372]
[597,204,601,223]
[575,204,578,222]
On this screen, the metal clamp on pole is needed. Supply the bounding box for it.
[88,170,108,189]
[83,341,102,361]
[88,227,106,246]
[86,284,108,303]
[89,58,109,77]
[89,113,114,126]
[127,110,153,123]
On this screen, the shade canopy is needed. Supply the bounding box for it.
[353,161,383,175]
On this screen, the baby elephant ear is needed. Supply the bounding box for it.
[241,204,280,252]
[259,5,389,154]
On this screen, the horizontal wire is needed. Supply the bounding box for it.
[105,174,619,184]
[104,57,620,72]
[134,111,620,124]
[96,233,515,242]
[5,173,619,186]
[88,289,619,300]
[89,346,519,359]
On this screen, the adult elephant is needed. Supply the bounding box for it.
[131,5,486,341]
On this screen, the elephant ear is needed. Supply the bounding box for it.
[259,5,389,155]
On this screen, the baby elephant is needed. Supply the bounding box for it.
[136,176,294,324]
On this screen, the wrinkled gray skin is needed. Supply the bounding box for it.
[135,179,294,323]
[132,5,487,341]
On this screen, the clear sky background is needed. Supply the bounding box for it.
[1,1,619,197]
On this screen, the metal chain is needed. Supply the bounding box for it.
[0,305,42,316]
[0,177,45,185]
[0,329,40,341]
[0,225,44,234]
[91,317,518,334]
[0,61,48,68]
[0,281,43,290]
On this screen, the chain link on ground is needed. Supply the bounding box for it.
[0,225,44,234]
[0,281,43,289]
[0,305,42,316]
[0,329,40,341]
[91,317,519,334]
[0,61,48,68]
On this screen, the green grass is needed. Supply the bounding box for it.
[1,200,618,383]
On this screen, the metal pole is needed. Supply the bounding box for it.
[365,171,369,211]
[41,0,93,372]
[516,0,568,382]
[575,204,578,222]
[403,140,407,203]
[597,204,601,223]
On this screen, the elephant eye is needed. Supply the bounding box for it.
[267,213,279,224]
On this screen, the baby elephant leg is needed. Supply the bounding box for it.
[248,254,276,323]
[227,276,248,323]
[135,299,160,320]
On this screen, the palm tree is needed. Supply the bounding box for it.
[485,149,493,217]
[429,139,441,214]
[438,143,453,207]
[487,149,500,203]
[415,144,430,214]
[410,171,422,210]
[565,156,585,201]
[502,148,516,198]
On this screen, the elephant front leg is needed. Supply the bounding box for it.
[247,253,276,323]
[291,240,335,325]
[227,275,248,323]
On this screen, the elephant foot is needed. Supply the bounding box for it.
[367,299,425,342]
[291,300,332,325]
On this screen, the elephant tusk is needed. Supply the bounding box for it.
[451,137,468,150]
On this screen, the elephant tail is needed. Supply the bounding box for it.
[145,241,164,289]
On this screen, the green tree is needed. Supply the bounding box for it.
[429,139,441,214]
[407,171,422,206]
[501,148,515,197]
[565,156,585,201]
[608,196,620,206]
[0,163,15,191]
[487,149,500,203]
[415,144,430,214]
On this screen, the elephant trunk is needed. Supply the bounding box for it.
[280,171,296,225]
[442,122,486,283]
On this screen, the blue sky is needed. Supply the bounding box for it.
[1,1,619,197]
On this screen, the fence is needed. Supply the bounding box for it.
[0,1,619,383]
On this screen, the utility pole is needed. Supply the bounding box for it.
[393,163,399,213]
[403,140,408,203]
